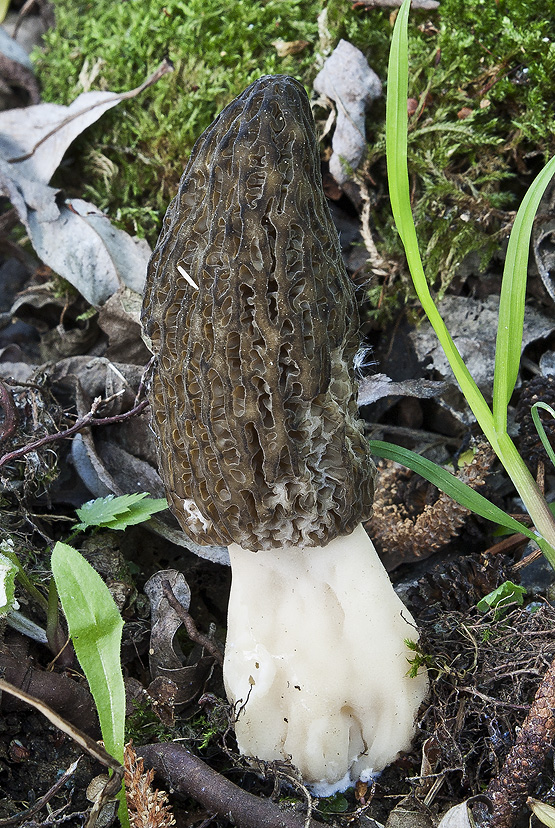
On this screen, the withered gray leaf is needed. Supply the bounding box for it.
[410,295,555,399]
[0,65,171,305]
[358,372,447,406]
[0,64,171,185]
[26,199,150,306]
[144,570,214,711]
[313,40,381,184]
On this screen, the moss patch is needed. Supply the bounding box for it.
[35,0,555,299]
[34,0,321,240]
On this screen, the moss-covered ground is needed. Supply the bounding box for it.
[34,0,555,304]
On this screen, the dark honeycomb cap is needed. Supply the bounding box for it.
[141,75,375,551]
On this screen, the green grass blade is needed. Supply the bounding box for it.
[369,440,538,540]
[386,0,411,253]
[493,157,555,431]
[386,0,494,436]
[531,402,555,468]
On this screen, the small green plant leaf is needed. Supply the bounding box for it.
[531,402,555,469]
[74,493,167,532]
[51,541,129,825]
[369,440,538,541]
[317,793,349,814]
[528,797,555,828]
[51,542,125,757]
[477,581,526,617]
[0,553,18,616]
[51,542,125,761]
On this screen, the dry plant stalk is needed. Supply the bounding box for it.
[486,654,555,828]
[125,744,175,828]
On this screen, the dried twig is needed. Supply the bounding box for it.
[0,678,119,773]
[0,396,148,469]
[0,651,98,734]
[0,380,17,444]
[8,60,174,164]
[486,654,555,828]
[139,743,323,828]
[0,677,123,828]
[0,758,80,827]
[355,177,388,279]
[161,579,224,666]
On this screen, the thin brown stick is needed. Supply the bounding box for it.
[0,758,80,827]
[139,743,322,828]
[459,687,530,713]
[486,654,555,828]
[484,533,528,558]
[0,677,119,772]
[0,677,123,828]
[161,579,224,666]
[0,397,148,468]
[8,60,174,164]
[0,380,17,444]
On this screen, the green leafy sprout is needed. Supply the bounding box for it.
[65,492,167,543]
[476,580,526,619]
[74,492,167,533]
[51,540,128,825]
[374,0,555,569]
[48,493,166,825]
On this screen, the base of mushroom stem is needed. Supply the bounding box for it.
[223,523,429,792]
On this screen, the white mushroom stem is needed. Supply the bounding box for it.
[224,523,428,795]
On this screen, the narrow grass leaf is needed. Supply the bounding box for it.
[386,0,493,435]
[531,402,555,468]
[369,440,537,540]
[493,156,555,431]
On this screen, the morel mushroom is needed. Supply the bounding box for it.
[141,75,428,793]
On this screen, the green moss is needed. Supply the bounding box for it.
[358,0,555,298]
[34,0,321,240]
[35,0,555,299]
[125,699,175,743]
[322,1,555,302]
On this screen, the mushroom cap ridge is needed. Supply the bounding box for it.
[141,74,375,551]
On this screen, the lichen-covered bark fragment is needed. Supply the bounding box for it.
[142,75,375,550]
